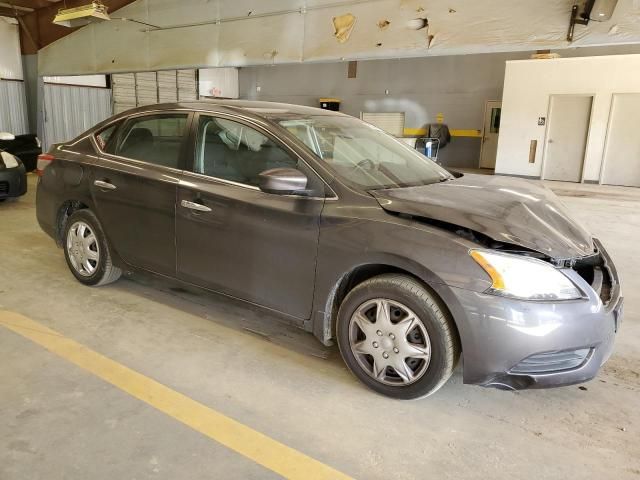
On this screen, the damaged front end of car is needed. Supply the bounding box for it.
[368,174,623,389]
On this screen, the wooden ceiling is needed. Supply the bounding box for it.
[0,0,137,54]
[0,1,63,16]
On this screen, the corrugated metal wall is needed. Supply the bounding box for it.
[112,69,198,114]
[0,80,29,135]
[43,84,112,150]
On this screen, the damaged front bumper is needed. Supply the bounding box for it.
[434,238,622,390]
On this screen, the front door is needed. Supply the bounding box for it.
[479,100,501,169]
[176,114,325,319]
[90,112,191,275]
[543,95,593,182]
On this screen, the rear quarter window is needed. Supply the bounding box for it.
[95,123,119,151]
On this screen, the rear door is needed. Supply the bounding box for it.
[175,113,326,319]
[90,112,192,275]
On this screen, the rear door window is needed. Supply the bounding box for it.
[112,114,189,169]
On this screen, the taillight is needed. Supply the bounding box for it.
[36,153,55,176]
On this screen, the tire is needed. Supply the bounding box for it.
[63,209,122,286]
[336,274,460,400]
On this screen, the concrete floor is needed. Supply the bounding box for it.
[1,174,639,479]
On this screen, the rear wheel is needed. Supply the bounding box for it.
[63,209,121,286]
[337,274,459,399]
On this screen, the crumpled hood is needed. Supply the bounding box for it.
[370,174,594,259]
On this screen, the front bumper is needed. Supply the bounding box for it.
[0,165,27,198]
[433,241,622,390]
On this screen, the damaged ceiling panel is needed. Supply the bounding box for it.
[38,0,640,75]
[333,13,357,43]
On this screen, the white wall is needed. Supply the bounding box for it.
[495,54,640,182]
[0,17,22,80]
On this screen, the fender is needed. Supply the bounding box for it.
[311,251,454,346]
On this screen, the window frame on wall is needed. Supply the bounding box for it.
[43,75,110,89]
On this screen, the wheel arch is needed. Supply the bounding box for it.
[55,199,93,247]
[55,199,126,270]
[317,258,462,353]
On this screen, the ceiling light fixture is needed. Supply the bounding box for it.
[53,1,110,28]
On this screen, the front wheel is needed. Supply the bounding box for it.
[63,209,122,286]
[337,274,460,399]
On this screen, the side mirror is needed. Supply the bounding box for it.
[258,167,308,195]
[0,132,16,141]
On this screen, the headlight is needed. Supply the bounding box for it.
[470,250,582,301]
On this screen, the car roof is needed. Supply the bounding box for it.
[118,100,346,120]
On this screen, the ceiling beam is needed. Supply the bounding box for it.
[0,2,34,13]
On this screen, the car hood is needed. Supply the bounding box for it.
[370,174,594,259]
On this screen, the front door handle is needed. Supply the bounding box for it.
[181,199,212,213]
[94,180,117,190]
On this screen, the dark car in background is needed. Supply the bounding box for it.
[0,132,29,201]
[35,101,622,399]
[0,131,41,172]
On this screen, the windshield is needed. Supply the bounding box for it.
[276,115,452,190]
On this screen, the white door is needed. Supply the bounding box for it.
[479,100,501,169]
[544,95,593,182]
[602,93,640,187]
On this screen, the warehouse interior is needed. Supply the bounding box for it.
[1,1,639,479]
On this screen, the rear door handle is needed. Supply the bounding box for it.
[94,180,117,190]
[181,199,212,213]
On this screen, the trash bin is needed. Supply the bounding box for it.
[319,98,341,111]
[415,137,440,159]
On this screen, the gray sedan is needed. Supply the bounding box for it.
[35,101,622,399]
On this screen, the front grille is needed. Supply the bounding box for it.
[0,181,8,194]
[511,348,592,374]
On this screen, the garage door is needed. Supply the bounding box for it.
[602,93,640,187]
[361,112,405,137]
[112,69,198,114]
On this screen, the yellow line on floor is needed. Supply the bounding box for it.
[0,311,353,480]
